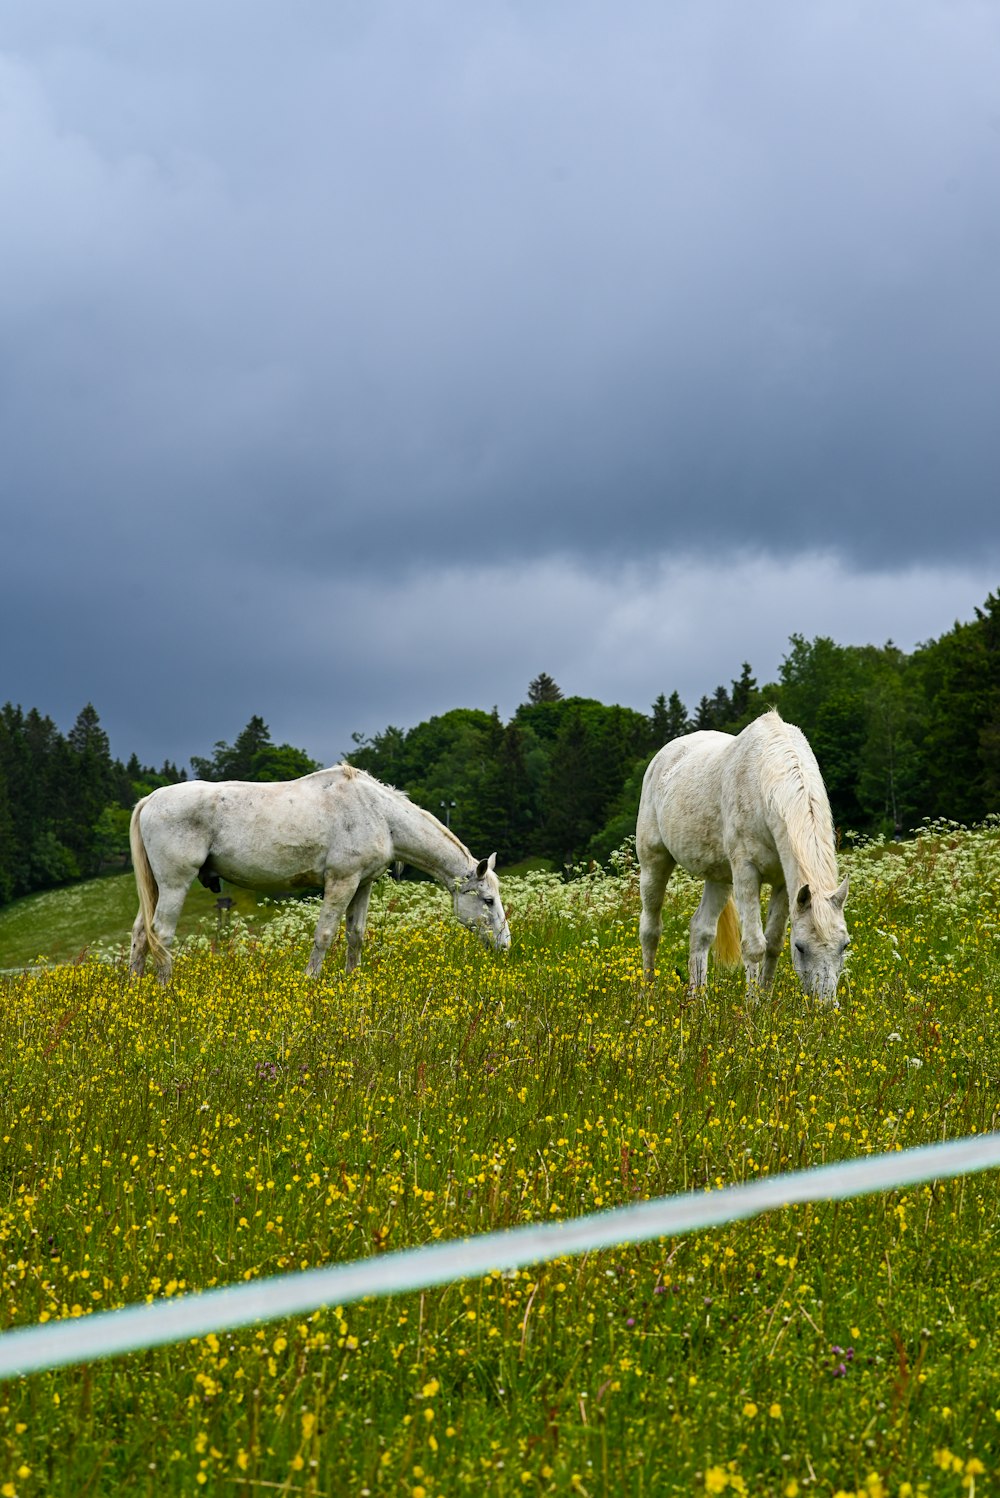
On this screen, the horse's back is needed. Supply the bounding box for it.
[135,767,388,890]
[640,731,732,806]
[637,730,735,875]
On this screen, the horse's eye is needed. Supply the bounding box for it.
[794,942,805,956]
[483,896,495,908]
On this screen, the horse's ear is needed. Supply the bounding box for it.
[476,853,497,879]
[831,876,849,909]
[796,884,812,910]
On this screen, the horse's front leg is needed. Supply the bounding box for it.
[731,863,766,994]
[306,873,359,977]
[760,885,790,990]
[639,851,674,978]
[345,878,374,973]
[688,879,732,991]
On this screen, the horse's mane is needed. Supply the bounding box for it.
[755,713,841,929]
[335,763,473,859]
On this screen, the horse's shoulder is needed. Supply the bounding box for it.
[737,712,821,786]
[738,709,808,754]
[312,765,399,814]
[302,764,365,790]
[326,763,389,792]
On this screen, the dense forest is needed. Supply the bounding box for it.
[2,590,998,906]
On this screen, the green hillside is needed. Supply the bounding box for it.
[0,872,276,972]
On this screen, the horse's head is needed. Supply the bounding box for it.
[453,853,511,950]
[789,877,850,1001]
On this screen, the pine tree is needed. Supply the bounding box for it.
[693,695,716,730]
[729,663,757,720]
[0,764,15,902]
[651,691,691,744]
[710,685,732,726]
[64,704,115,874]
[67,703,111,760]
[527,673,563,705]
[192,716,273,780]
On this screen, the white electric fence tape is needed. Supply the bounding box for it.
[2,1131,999,1381]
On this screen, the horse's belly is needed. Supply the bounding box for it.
[665,835,731,884]
[209,855,325,892]
[656,801,729,881]
[207,836,327,892]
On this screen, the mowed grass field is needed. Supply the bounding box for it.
[2,825,1000,1496]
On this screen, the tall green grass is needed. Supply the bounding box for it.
[1,826,1000,1494]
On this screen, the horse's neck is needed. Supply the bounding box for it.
[770,787,838,896]
[382,791,471,884]
[742,722,835,895]
[771,823,810,895]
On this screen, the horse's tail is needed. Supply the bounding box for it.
[714,897,742,967]
[130,799,169,971]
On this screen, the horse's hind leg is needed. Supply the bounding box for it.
[148,885,189,984]
[688,880,732,990]
[306,873,360,977]
[130,892,184,982]
[129,909,148,976]
[639,851,674,977]
[345,878,374,973]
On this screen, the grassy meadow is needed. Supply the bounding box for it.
[1,824,1000,1495]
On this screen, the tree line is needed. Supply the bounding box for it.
[1,589,997,905]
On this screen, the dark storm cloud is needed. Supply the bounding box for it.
[3,1,1000,765]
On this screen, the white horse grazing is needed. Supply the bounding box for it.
[129,765,511,982]
[637,711,849,1000]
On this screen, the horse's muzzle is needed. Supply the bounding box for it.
[482,918,511,951]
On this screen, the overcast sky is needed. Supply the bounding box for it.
[3,1,1000,770]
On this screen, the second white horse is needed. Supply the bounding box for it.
[637,711,849,999]
[129,765,511,981]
